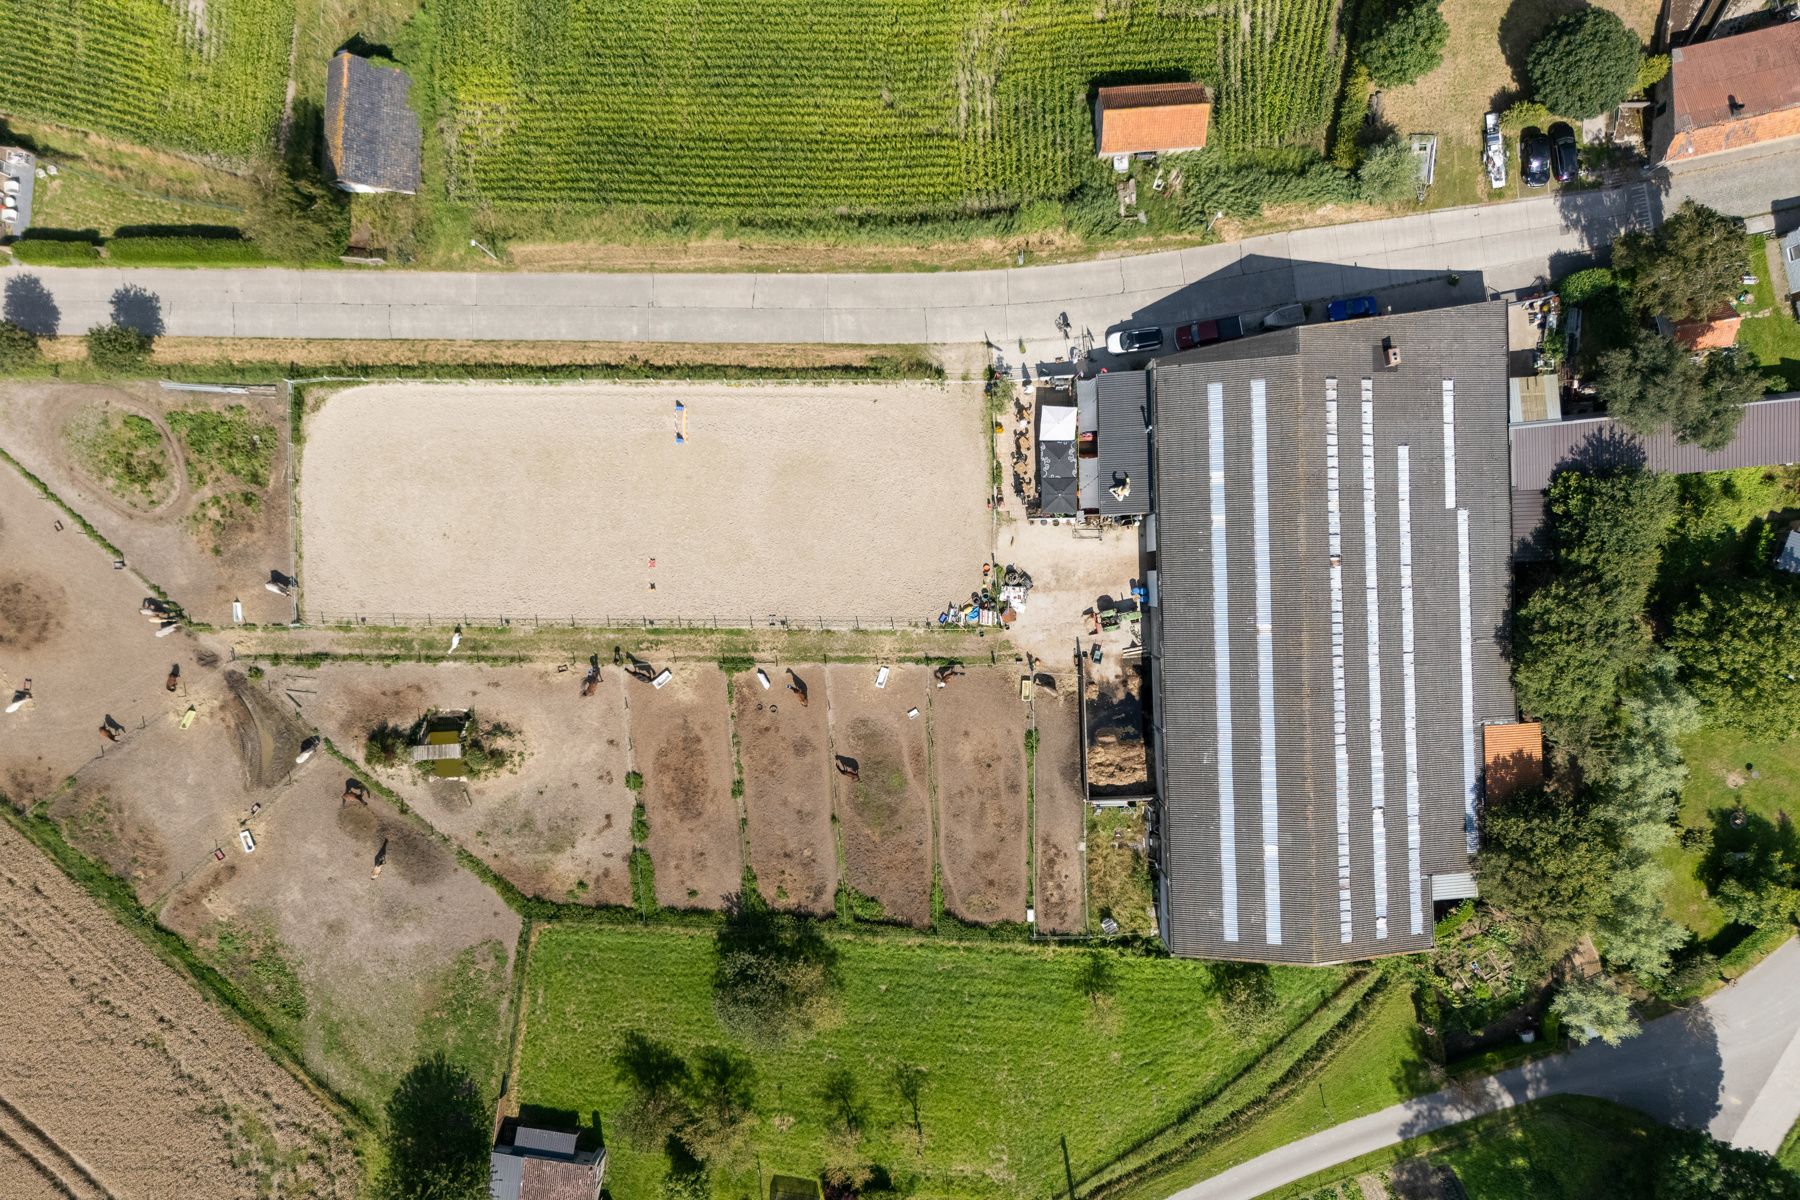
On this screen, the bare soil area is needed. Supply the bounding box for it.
[0,380,295,626]
[933,666,1029,925]
[630,664,742,909]
[0,819,359,1199]
[1087,660,1150,795]
[274,661,637,905]
[734,666,836,914]
[1033,676,1087,934]
[825,663,935,925]
[298,381,990,624]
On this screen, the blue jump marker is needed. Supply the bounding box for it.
[675,401,687,444]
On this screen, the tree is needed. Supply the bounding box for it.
[1655,1128,1800,1199]
[374,1054,490,1200]
[0,319,40,368]
[1594,330,1760,450]
[1671,576,1800,740]
[711,893,837,1045]
[613,1030,692,1150]
[84,322,153,371]
[243,149,348,262]
[1614,201,1745,323]
[1526,8,1642,119]
[1550,975,1639,1046]
[679,1046,756,1164]
[1357,137,1421,203]
[1360,0,1449,87]
[1477,788,1615,934]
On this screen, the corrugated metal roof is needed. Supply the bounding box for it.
[513,1128,580,1157]
[1150,303,1516,964]
[1509,395,1800,491]
[490,1153,524,1200]
[1782,231,1800,299]
[1097,371,1152,516]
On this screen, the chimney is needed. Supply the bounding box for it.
[1382,336,1402,368]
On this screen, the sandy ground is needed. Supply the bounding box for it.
[826,663,935,925]
[734,667,837,914]
[933,666,1029,924]
[629,663,743,908]
[0,381,295,627]
[997,516,1143,664]
[1033,675,1087,935]
[0,820,358,1199]
[275,661,638,905]
[298,381,991,625]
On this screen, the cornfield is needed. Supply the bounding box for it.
[0,0,294,156]
[434,0,1344,219]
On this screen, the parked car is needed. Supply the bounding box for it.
[1174,315,1244,350]
[1106,326,1164,354]
[1521,127,1552,188]
[1327,296,1378,322]
[1548,122,1578,184]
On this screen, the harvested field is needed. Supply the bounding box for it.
[276,661,637,905]
[0,381,295,626]
[933,666,1029,924]
[825,662,934,926]
[0,819,359,1199]
[630,663,741,909]
[299,381,991,624]
[1033,675,1086,934]
[734,667,836,913]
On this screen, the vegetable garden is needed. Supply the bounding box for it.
[0,0,294,156]
[432,0,1344,221]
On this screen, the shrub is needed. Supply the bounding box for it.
[626,770,644,792]
[0,319,40,367]
[1500,100,1552,135]
[1635,53,1670,94]
[1527,8,1641,119]
[1557,267,1616,306]
[1356,137,1421,203]
[12,236,101,264]
[1330,64,1373,169]
[1360,0,1449,87]
[105,236,269,266]
[366,722,413,768]
[84,323,154,371]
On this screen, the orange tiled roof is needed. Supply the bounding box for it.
[1674,306,1743,350]
[1662,22,1800,160]
[1096,83,1212,155]
[1483,722,1544,802]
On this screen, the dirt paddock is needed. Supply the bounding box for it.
[734,667,836,914]
[298,381,991,624]
[631,664,742,908]
[1033,677,1087,934]
[932,666,1030,925]
[826,663,934,926]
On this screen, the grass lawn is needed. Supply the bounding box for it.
[1664,726,1800,942]
[516,924,1352,1200]
[1086,807,1156,936]
[1743,236,1800,392]
[1260,1096,1662,1199]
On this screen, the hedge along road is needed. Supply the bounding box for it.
[0,151,1788,351]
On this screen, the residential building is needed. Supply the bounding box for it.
[1093,83,1212,166]
[324,51,423,194]
[489,1125,604,1200]
[1145,303,1519,964]
[1657,21,1800,162]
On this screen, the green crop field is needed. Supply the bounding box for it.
[0,0,294,156]
[517,924,1348,1200]
[432,0,1344,221]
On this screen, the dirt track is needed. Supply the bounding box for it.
[0,819,357,1199]
[933,666,1029,924]
[735,667,836,913]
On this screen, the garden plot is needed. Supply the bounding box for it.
[0,821,359,1200]
[159,773,521,1113]
[0,380,296,627]
[825,662,934,925]
[299,381,990,625]
[932,666,1029,924]
[629,663,741,909]
[1032,676,1086,934]
[273,661,639,905]
[733,666,836,913]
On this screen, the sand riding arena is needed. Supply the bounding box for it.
[299,381,993,625]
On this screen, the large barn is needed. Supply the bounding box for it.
[1144,303,1519,964]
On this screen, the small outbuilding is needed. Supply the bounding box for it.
[1670,305,1742,351]
[1037,400,1079,517]
[489,1125,605,1200]
[1780,229,1800,303]
[1093,83,1212,166]
[324,51,423,194]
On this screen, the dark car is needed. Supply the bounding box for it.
[1174,315,1244,350]
[1548,122,1578,184]
[1106,326,1164,354]
[1521,127,1551,188]
[1327,296,1378,322]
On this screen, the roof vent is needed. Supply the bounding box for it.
[1382,337,1402,368]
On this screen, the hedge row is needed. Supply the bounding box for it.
[9,234,269,266]
[12,238,102,263]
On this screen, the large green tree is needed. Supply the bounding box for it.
[375,1055,490,1200]
[1655,1129,1800,1199]
[1594,330,1762,450]
[1477,787,1615,934]
[1671,575,1800,739]
[1527,8,1642,119]
[1360,0,1449,87]
[1551,975,1639,1045]
[1614,201,1746,322]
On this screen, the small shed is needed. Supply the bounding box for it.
[1037,403,1079,517]
[1483,721,1544,803]
[489,1124,605,1200]
[1780,229,1800,301]
[1672,305,1742,351]
[1094,83,1212,164]
[324,52,423,194]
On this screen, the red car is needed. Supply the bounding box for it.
[1174,315,1244,350]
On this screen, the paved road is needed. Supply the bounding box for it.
[1,144,1792,355]
[1179,936,1800,1200]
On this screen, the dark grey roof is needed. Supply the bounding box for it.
[490,1152,524,1200]
[1038,437,1078,515]
[324,52,422,193]
[1150,303,1517,964]
[1510,395,1800,492]
[1097,370,1152,516]
[1782,231,1800,299]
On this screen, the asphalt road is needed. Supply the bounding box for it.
[0,144,1792,357]
[1179,936,1800,1200]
